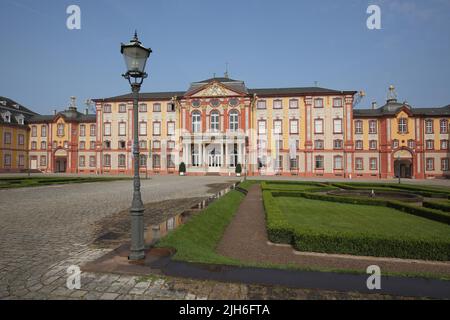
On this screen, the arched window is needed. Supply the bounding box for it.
[192,111,201,133]
[229,110,239,131]
[210,111,220,132]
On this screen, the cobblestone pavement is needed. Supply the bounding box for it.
[0,176,237,299]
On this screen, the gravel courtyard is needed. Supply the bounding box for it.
[0,175,238,299]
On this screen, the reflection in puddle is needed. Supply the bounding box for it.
[145,183,237,246]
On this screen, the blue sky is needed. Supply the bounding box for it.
[0,0,449,114]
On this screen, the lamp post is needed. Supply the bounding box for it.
[121,32,152,261]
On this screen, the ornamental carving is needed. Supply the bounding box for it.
[195,83,234,97]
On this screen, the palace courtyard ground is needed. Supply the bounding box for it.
[0,175,449,300]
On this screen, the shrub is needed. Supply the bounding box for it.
[262,190,294,244]
[423,201,450,213]
[264,190,450,260]
[235,163,242,174]
[179,162,186,173]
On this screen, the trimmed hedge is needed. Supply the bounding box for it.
[262,190,294,244]
[271,191,450,225]
[263,191,450,261]
[261,181,336,193]
[422,201,450,213]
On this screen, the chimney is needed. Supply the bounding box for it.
[85,108,89,115]
[371,101,377,110]
[53,109,57,115]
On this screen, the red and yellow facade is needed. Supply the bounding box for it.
[1,80,449,179]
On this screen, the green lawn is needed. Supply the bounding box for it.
[276,196,450,240]
[0,176,131,189]
[156,190,245,264]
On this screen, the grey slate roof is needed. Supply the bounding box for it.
[248,87,353,96]
[0,96,37,126]
[28,108,96,123]
[354,100,450,117]
[93,91,185,102]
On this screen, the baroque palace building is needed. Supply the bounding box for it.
[1,77,449,178]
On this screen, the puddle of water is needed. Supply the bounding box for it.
[145,183,237,246]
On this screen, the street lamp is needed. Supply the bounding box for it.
[121,31,152,261]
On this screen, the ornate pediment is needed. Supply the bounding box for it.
[191,82,240,97]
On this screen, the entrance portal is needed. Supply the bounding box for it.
[55,157,67,173]
[393,149,413,178]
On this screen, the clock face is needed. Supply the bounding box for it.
[191,99,201,107]
[229,98,239,106]
[210,98,220,107]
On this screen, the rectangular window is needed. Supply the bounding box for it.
[118,155,126,167]
[274,120,282,134]
[355,120,363,134]
[425,120,434,134]
[290,119,298,134]
[57,124,64,136]
[119,104,127,113]
[333,139,343,149]
[258,121,266,134]
[4,154,11,167]
[41,141,46,150]
[80,125,86,137]
[426,158,434,171]
[257,100,266,109]
[139,103,147,112]
[79,156,85,167]
[355,140,363,150]
[426,140,434,150]
[139,122,147,136]
[440,120,448,134]
[40,155,47,166]
[31,126,37,137]
[139,140,147,149]
[103,154,111,166]
[290,157,299,170]
[442,158,449,171]
[369,140,377,150]
[334,156,343,170]
[18,134,24,145]
[31,141,37,150]
[441,140,448,150]
[153,122,161,135]
[153,140,161,149]
[273,100,282,109]
[398,118,408,134]
[370,158,377,170]
[90,141,95,150]
[333,119,342,134]
[369,120,377,134]
[167,122,175,136]
[314,140,324,150]
[41,125,47,137]
[167,140,175,149]
[276,155,283,170]
[103,104,112,113]
[153,103,161,112]
[167,102,176,112]
[104,122,111,136]
[167,154,175,168]
[152,154,161,168]
[79,141,85,150]
[314,99,323,108]
[289,99,298,109]
[89,156,96,167]
[392,139,399,149]
[90,124,96,137]
[315,156,324,169]
[3,132,11,144]
[355,158,363,170]
[139,154,147,167]
[314,119,323,134]
[408,140,415,149]
[333,98,342,108]
[119,122,126,136]
[18,155,25,167]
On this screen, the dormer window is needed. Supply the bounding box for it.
[17,115,24,125]
[3,111,11,123]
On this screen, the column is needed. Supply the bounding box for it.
[225,142,228,169]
